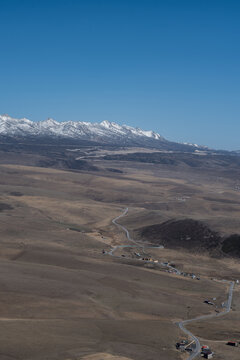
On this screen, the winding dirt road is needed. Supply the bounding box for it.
[110,207,235,360]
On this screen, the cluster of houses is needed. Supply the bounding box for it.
[179,271,200,280]
[175,339,193,352]
[104,244,202,282]
[133,252,159,263]
[133,253,202,281]
[166,266,200,280]
[176,342,214,358]
[201,345,214,358]
[105,246,202,282]
[141,256,158,263]
[176,341,240,358]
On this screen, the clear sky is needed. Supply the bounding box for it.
[0,0,239,150]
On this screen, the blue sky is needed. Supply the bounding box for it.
[0,0,239,150]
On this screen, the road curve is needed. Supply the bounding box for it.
[110,207,235,360]
[112,207,140,246]
[177,280,234,359]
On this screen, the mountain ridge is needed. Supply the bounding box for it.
[0,114,208,152]
[0,114,162,139]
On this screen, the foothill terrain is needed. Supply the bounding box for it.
[0,134,240,360]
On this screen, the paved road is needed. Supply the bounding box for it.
[110,207,235,360]
[109,208,163,258]
[177,280,234,359]
[112,207,140,246]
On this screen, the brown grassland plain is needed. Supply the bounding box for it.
[0,158,240,360]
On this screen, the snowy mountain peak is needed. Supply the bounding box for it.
[43,117,57,123]
[40,118,59,127]
[1,114,12,121]
[0,114,25,122]
[100,120,111,127]
[100,120,123,131]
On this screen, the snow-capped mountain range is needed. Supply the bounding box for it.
[0,114,208,151]
[0,114,163,140]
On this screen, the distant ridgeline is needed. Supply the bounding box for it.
[0,114,210,152]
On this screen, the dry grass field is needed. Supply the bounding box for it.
[0,151,240,360]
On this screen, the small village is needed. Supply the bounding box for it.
[176,339,240,358]
[102,216,238,360]
[176,341,214,358]
[103,247,202,281]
